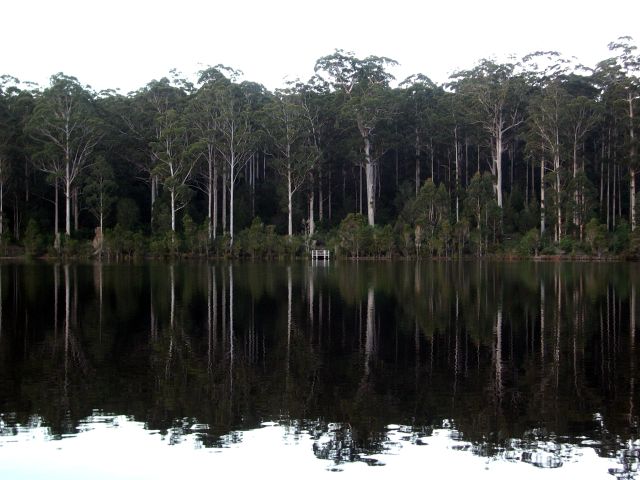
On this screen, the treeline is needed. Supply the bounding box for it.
[0,38,639,258]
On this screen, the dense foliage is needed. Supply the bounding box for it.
[0,39,639,258]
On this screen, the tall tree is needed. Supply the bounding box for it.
[263,87,316,238]
[208,70,255,247]
[399,74,438,196]
[151,107,194,233]
[315,50,397,226]
[28,74,101,237]
[451,60,525,208]
[597,37,640,230]
[189,69,227,241]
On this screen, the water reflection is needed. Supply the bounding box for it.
[0,261,639,478]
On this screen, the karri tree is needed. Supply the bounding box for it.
[315,50,397,226]
[263,87,317,238]
[451,60,525,209]
[28,73,101,238]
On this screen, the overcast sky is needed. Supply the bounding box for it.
[2,0,639,93]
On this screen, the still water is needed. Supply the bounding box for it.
[0,261,639,479]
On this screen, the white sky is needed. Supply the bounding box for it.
[2,0,639,94]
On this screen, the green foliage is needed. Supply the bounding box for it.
[518,228,540,256]
[611,221,630,254]
[105,225,147,258]
[182,214,208,255]
[23,219,44,256]
[585,218,608,256]
[627,229,640,259]
[84,155,117,228]
[338,213,370,257]
[230,218,289,259]
[372,225,394,257]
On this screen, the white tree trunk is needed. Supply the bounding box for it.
[229,163,235,247]
[170,190,176,232]
[555,152,562,243]
[288,169,293,238]
[222,167,227,235]
[494,127,503,208]
[364,136,375,226]
[208,155,213,241]
[309,172,315,236]
[213,162,218,241]
[540,157,545,235]
[65,176,71,237]
[630,93,636,231]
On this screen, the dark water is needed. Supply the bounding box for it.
[0,261,639,479]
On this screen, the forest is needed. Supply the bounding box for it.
[0,38,638,259]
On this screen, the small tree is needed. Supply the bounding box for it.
[585,218,607,256]
[338,213,369,257]
[84,155,116,232]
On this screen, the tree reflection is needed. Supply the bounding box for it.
[0,261,638,474]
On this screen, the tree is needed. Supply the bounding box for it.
[204,69,256,247]
[263,87,316,238]
[151,107,194,234]
[83,154,116,232]
[189,70,225,241]
[528,79,566,242]
[315,50,397,226]
[451,60,525,209]
[125,78,187,224]
[597,37,639,231]
[399,74,439,196]
[464,172,495,254]
[28,74,101,237]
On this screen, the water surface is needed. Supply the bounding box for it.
[0,261,638,478]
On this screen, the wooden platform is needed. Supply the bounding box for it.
[311,249,330,260]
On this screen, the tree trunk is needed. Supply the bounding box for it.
[229,162,235,247]
[309,171,315,236]
[170,189,176,232]
[65,176,71,237]
[358,164,362,215]
[540,157,545,235]
[287,168,293,238]
[0,181,3,238]
[573,138,579,228]
[630,93,636,231]
[222,164,227,235]
[494,126,503,208]
[631,168,636,232]
[415,128,421,196]
[364,136,375,226]
[607,162,611,230]
[213,156,218,241]
[319,165,324,222]
[151,170,157,222]
[73,187,79,232]
[454,126,460,223]
[54,181,60,248]
[208,151,213,241]
[555,151,562,243]
[99,189,104,232]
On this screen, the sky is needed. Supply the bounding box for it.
[2,0,639,94]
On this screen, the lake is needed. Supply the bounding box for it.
[0,260,638,479]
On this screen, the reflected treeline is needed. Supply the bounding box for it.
[0,260,639,470]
